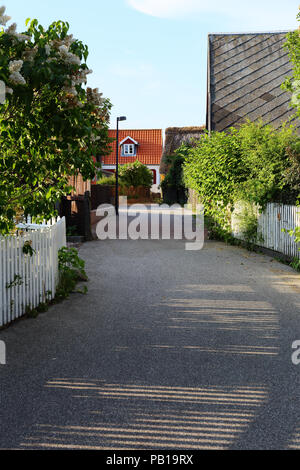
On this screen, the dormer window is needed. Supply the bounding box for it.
[123,143,136,156]
[120,136,138,157]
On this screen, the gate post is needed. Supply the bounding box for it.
[84,191,93,241]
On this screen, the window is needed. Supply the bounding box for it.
[120,136,138,157]
[122,143,136,157]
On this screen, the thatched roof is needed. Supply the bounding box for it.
[160,126,205,175]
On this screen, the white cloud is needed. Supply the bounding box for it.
[127,0,202,18]
[126,0,299,29]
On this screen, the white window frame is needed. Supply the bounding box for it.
[122,143,136,156]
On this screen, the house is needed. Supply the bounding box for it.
[206,32,300,132]
[101,129,163,191]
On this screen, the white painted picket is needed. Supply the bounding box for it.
[231,203,300,258]
[0,217,66,327]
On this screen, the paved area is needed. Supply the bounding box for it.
[1,237,300,450]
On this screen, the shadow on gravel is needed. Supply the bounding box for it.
[18,279,300,450]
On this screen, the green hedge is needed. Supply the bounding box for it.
[183,120,300,237]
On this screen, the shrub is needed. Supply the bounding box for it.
[97,175,116,186]
[183,127,243,232]
[119,160,153,188]
[234,121,298,206]
[235,203,264,246]
[281,141,300,203]
[281,8,300,117]
[161,146,188,205]
[183,120,299,236]
[56,247,88,300]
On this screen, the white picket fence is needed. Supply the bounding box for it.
[0,217,66,327]
[231,203,300,258]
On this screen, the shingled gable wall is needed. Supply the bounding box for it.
[207,32,300,133]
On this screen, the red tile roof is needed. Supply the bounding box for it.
[103,129,163,165]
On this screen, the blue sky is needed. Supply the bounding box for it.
[4,0,300,131]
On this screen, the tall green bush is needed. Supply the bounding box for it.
[281,7,300,116]
[119,160,153,188]
[280,7,300,260]
[183,127,244,232]
[234,121,298,205]
[161,146,188,205]
[183,120,299,236]
[0,6,112,234]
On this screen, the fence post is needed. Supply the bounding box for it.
[0,217,66,327]
[84,191,93,241]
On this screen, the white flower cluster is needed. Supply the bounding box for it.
[61,68,92,108]
[22,46,38,63]
[72,68,93,86]
[58,44,81,66]
[51,34,75,50]
[86,87,104,107]
[2,9,30,41]
[9,60,23,73]
[46,35,81,67]
[14,32,31,42]
[62,82,77,97]
[45,44,51,56]
[5,22,16,34]
[0,6,11,26]
[91,134,101,142]
[0,6,100,110]
[9,71,26,86]
[8,60,26,86]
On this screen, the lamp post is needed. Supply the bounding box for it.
[115,116,127,216]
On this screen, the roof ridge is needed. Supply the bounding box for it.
[209,31,291,36]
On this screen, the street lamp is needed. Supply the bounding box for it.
[115,116,127,216]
